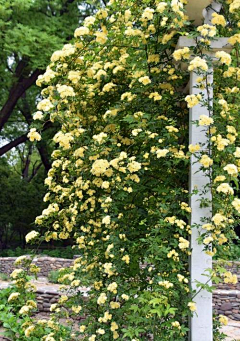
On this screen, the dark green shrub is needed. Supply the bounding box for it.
[48,270,61,284]
[0,246,79,259]
[0,272,9,281]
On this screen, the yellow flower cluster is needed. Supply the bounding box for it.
[199,155,213,168]
[173,47,190,61]
[219,315,228,325]
[215,51,232,66]
[197,24,216,37]
[180,202,191,213]
[211,13,226,27]
[229,0,240,13]
[56,84,75,98]
[27,128,41,142]
[158,280,174,289]
[37,67,56,86]
[232,198,240,213]
[185,94,201,108]
[198,115,214,126]
[25,230,39,243]
[228,33,240,45]
[156,149,169,158]
[172,321,181,329]
[74,26,90,37]
[120,253,129,263]
[33,111,43,120]
[188,302,196,312]
[37,98,54,112]
[149,92,162,101]
[188,144,200,153]
[91,159,111,176]
[188,57,208,72]
[97,293,107,305]
[211,135,230,151]
[212,213,227,227]
[53,131,74,150]
[8,292,20,302]
[167,249,179,261]
[24,325,35,337]
[223,164,238,176]
[203,236,213,245]
[223,271,238,284]
[138,76,151,85]
[178,237,189,249]
[107,282,118,293]
[216,183,234,195]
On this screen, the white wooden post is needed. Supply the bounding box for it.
[189,68,213,341]
[203,2,222,24]
[175,36,232,341]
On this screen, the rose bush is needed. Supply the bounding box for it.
[1,0,239,340]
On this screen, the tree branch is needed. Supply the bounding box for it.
[20,98,52,172]
[15,59,27,78]
[0,119,53,158]
[37,140,51,171]
[27,161,43,182]
[0,134,28,156]
[0,69,43,132]
[22,144,33,179]
[60,0,75,15]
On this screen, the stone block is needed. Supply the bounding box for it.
[220,303,232,311]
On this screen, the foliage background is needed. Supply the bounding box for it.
[0,0,104,252]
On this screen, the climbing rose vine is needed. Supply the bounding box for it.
[3,0,239,340]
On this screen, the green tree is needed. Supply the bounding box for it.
[0,157,46,249]
[0,0,103,250]
[0,0,101,169]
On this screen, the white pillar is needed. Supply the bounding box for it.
[203,1,222,24]
[189,70,213,341]
[175,36,232,341]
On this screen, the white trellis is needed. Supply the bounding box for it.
[176,1,233,340]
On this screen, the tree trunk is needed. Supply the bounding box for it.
[0,69,42,132]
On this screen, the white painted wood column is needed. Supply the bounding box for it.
[189,69,213,341]
[176,36,232,341]
[203,2,222,25]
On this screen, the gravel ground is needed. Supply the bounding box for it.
[221,319,240,340]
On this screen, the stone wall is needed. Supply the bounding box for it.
[36,287,60,312]
[212,261,240,291]
[1,257,239,279]
[34,288,240,319]
[26,288,240,321]
[213,290,240,321]
[0,257,239,320]
[0,281,239,320]
[0,256,74,277]
[35,286,88,314]
[214,261,240,273]
[213,260,240,273]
